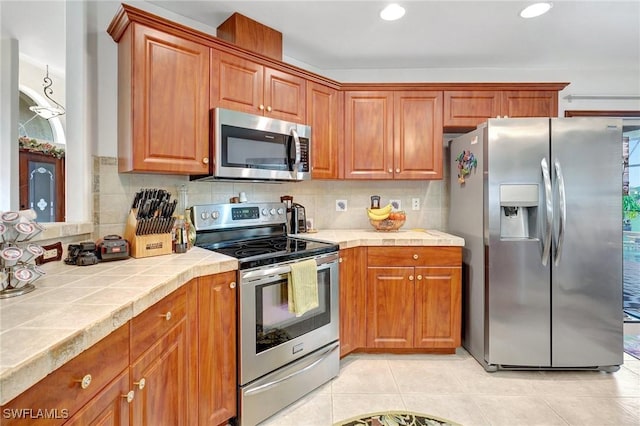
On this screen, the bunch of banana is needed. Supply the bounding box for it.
[366,203,393,220]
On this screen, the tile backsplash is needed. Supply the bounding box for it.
[93,156,450,238]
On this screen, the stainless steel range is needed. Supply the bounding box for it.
[191,202,340,426]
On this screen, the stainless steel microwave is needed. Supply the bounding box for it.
[202,108,311,182]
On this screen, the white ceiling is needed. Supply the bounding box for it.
[148,0,640,71]
[1,1,639,76]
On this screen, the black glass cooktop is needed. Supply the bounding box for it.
[199,236,338,269]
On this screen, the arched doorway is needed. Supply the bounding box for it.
[18,90,66,222]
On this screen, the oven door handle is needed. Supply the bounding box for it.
[243,343,339,396]
[242,254,338,281]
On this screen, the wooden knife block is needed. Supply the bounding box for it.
[124,210,172,258]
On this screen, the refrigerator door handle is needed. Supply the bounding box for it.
[554,159,567,266]
[541,157,553,266]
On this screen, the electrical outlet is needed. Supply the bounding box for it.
[336,200,348,212]
[390,199,401,211]
[412,198,420,210]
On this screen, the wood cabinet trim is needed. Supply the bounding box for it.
[108,5,568,94]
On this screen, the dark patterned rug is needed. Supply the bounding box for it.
[334,411,461,426]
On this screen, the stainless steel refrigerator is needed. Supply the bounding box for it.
[449,118,623,372]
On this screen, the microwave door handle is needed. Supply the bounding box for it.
[290,128,301,178]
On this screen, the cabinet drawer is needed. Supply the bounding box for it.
[367,246,461,267]
[131,285,187,360]
[1,325,129,426]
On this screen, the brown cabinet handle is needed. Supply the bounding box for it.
[123,390,135,403]
[202,157,209,164]
[409,275,414,281]
[76,374,92,389]
[395,168,400,173]
[159,311,172,321]
[266,106,272,112]
[230,282,236,289]
[413,254,419,260]
[338,258,343,263]
[388,168,393,173]
[259,104,265,111]
[134,378,146,390]
[417,275,423,280]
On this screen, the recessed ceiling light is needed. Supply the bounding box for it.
[520,2,553,19]
[380,3,405,21]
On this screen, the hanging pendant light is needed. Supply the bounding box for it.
[29,65,65,120]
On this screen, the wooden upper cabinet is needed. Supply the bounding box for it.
[443,90,501,129]
[307,82,342,179]
[501,90,558,118]
[394,91,443,179]
[113,22,210,174]
[344,90,443,180]
[211,49,306,123]
[444,89,559,130]
[344,91,394,179]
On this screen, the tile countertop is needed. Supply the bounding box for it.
[294,228,465,248]
[0,248,238,405]
[0,228,463,405]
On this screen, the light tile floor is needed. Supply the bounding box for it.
[259,349,640,426]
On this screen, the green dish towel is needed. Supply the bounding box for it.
[288,258,319,317]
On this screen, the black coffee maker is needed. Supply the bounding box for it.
[280,196,306,234]
[290,203,307,234]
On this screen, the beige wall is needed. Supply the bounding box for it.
[93,154,451,239]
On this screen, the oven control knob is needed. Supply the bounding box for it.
[269,208,276,216]
[200,211,209,220]
[262,208,269,216]
[211,211,220,220]
[277,208,284,215]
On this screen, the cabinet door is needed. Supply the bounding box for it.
[366,267,414,348]
[393,91,443,179]
[211,49,263,114]
[500,90,558,118]
[344,91,394,179]
[130,283,197,426]
[443,90,501,130]
[264,67,306,123]
[198,272,237,426]
[130,321,190,426]
[64,370,130,426]
[127,24,210,174]
[339,247,367,356]
[414,267,461,349]
[307,82,342,179]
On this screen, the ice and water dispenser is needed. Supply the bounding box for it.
[499,184,539,239]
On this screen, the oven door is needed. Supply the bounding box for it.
[238,252,339,385]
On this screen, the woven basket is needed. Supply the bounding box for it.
[369,218,405,231]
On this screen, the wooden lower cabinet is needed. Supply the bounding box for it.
[64,370,131,426]
[197,272,237,425]
[0,325,130,426]
[0,272,239,426]
[339,247,367,357]
[414,266,462,349]
[366,247,462,351]
[366,266,415,348]
[129,282,197,426]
